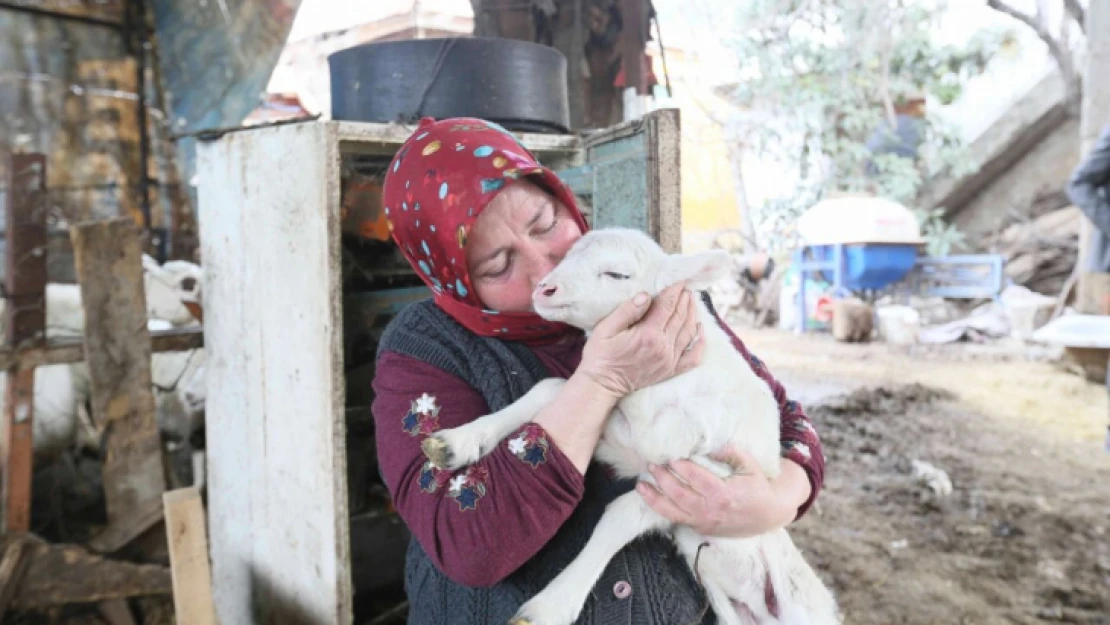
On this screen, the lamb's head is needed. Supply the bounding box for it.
[532,228,732,331]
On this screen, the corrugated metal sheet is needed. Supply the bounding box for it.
[149,0,301,232]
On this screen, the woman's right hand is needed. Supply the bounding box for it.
[576,282,704,401]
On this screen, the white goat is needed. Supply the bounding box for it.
[422,228,840,625]
[0,255,206,463]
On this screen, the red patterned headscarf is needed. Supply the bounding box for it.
[381,117,589,344]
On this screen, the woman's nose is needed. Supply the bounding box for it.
[522,245,557,289]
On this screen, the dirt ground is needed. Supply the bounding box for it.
[741,328,1110,625]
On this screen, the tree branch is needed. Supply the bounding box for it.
[985,0,1077,110]
[985,0,1060,60]
[1062,0,1085,32]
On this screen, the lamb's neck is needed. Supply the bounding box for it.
[580,299,733,366]
[693,302,735,367]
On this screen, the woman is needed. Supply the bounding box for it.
[370,117,824,625]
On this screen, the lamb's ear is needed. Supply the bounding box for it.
[655,250,733,291]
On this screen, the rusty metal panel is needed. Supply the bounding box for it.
[0,4,193,269]
[2,152,47,534]
[0,0,296,265]
[1,1,125,24]
[0,8,137,224]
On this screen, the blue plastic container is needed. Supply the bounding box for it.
[811,243,919,290]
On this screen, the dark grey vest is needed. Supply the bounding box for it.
[377,300,714,625]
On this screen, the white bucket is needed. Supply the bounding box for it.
[876,305,921,345]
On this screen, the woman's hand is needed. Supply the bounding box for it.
[635,446,812,538]
[576,282,704,401]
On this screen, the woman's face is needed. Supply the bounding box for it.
[466,180,582,313]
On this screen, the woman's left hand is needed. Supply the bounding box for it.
[635,446,808,538]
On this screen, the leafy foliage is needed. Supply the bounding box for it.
[713,0,1010,254]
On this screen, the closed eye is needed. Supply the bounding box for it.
[602,271,630,280]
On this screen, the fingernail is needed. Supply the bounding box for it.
[634,292,649,306]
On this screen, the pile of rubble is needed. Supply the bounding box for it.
[981,206,1080,297]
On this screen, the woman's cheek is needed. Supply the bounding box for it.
[556,223,583,255]
[475,278,534,313]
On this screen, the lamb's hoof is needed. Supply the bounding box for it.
[421,436,454,469]
[508,619,533,625]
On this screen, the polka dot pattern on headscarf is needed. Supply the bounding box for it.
[381,117,589,344]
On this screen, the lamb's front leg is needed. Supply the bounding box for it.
[422,378,566,470]
[511,490,671,625]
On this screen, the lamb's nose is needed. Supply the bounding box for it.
[537,283,557,297]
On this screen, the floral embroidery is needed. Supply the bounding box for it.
[418,460,451,494]
[789,416,816,435]
[784,399,800,414]
[402,393,441,437]
[748,353,765,371]
[448,465,489,511]
[782,440,812,461]
[507,423,550,468]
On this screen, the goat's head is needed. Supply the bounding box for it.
[532,228,731,331]
[142,255,204,325]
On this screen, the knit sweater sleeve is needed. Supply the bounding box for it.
[370,350,586,587]
[705,311,825,520]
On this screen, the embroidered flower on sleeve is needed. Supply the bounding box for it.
[418,460,451,494]
[784,399,800,415]
[402,392,441,437]
[781,440,812,461]
[448,465,489,511]
[507,423,550,468]
[789,416,817,436]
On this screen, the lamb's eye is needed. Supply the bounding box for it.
[602,271,630,280]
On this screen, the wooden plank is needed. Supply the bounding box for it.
[645,108,683,254]
[1,534,171,609]
[2,153,47,534]
[1077,272,1110,316]
[97,599,138,625]
[71,218,166,552]
[578,108,682,252]
[0,327,203,369]
[0,537,30,619]
[333,119,583,167]
[86,498,165,555]
[198,121,352,625]
[163,487,217,625]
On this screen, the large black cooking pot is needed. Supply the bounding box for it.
[328,37,570,134]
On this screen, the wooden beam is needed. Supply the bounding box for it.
[333,120,582,158]
[0,327,203,369]
[0,538,30,620]
[617,0,649,94]
[71,218,167,553]
[163,487,217,625]
[1,534,172,609]
[1077,0,1110,310]
[97,599,138,625]
[2,153,47,534]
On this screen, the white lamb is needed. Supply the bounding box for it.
[421,228,840,625]
[0,255,207,464]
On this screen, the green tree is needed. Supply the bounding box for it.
[706,0,1010,254]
